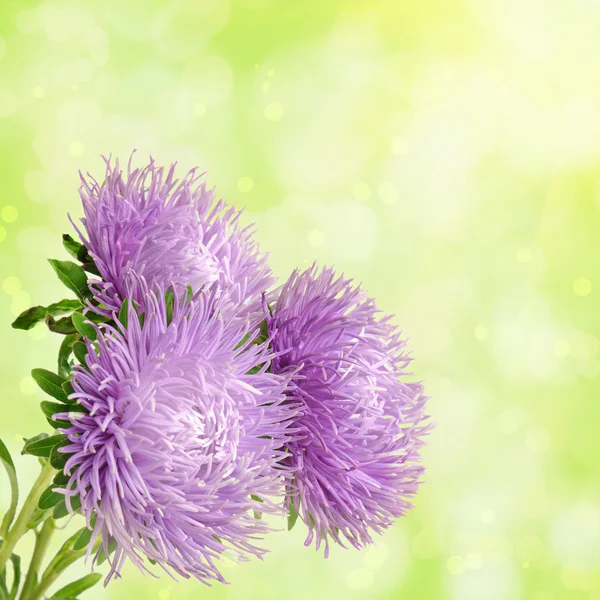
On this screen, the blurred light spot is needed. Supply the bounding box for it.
[0,37,6,60]
[346,568,374,590]
[474,326,488,341]
[378,181,399,206]
[496,406,526,435]
[447,555,465,575]
[11,291,31,316]
[412,530,439,559]
[69,141,85,156]
[237,177,254,193]
[15,9,38,33]
[561,565,591,590]
[3,276,21,295]
[517,535,544,562]
[353,181,371,202]
[1,205,18,223]
[19,376,36,396]
[262,81,271,93]
[307,228,326,248]
[517,247,533,263]
[522,561,530,568]
[0,89,19,118]
[364,542,389,570]
[28,324,47,341]
[573,277,591,297]
[466,553,482,570]
[265,102,283,121]
[0,226,6,242]
[32,86,45,98]
[158,590,171,600]
[526,427,551,454]
[391,136,410,155]
[481,509,496,524]
[194,103,207,116]
[554,340,570,357]
[551,505,600,570]
[268,69,274,76]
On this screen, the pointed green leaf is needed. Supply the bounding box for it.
[71,312,96,341]
[81,261,100,276]
[62,234,83,259]
[53,471,70,486]
[51,572,102,599]
[72,341,87,365]
[52,499,68,520]
[287,502,299,531]
[40,401,85,422]
[57,334,76,378]
[38,486,64,510]
[31,369,68,403]
[48,259,90,301]
[0,438,18,538]
[12,300,82,331]
[61,381,74,399]
[45,314,77,335]
[24,434,65,458]
[73,517,96,551]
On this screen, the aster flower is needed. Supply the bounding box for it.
[267,265,429,556]
[55,280,295,584]
[75,155,274,320]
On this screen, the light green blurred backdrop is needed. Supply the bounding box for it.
[0,1,599,599]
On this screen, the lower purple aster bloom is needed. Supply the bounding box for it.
[75,154,274,320]
[267,265,430,556]
[56,281,295,584]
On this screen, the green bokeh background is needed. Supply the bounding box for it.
[0,1,599,599]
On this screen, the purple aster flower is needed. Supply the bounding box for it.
[267,265,430,556]
[74,154,274,320]
[55,280,295,584]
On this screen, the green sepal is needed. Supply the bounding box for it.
[53,494,80,520]
[49,439,70,470]
[73,516,96,551]
[11,300,82,331]
[23,434,64,458]
[96,538,117,566]
[50,572,102,599]
[118,298,129,329]
[71,312,96,340]
[38,486,64,510]
[48,259,91,302]
[0,438,19,537]
[57,334,77,378]
[287,502,299,531]
[53,471,70,487]
[72,341,87,365]
[31,369,68,403]
[165,290,175,324]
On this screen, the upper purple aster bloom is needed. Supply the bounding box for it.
[267,265,430,556]
[56,280,295,584]
[74,155,274,320]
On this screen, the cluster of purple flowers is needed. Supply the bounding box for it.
[56,156,429,584]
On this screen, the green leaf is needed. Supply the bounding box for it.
[0,438,18,537]
[118,298,129,328]
[53,471,70,486]
[96,538,117,566]
[62,234,83,259]
[40,401,85,422]
[57,334,77,378]
[72,342,87,365]
[38,486,64,510]
[287,502,299,531]
[61,381,74,399]
[24,434,65,458]
[45,315,77,335]
[186,284,194,303]
[71,312,96,341]
[48,259,90,301]
[51,572,102,599]
[81,261,100,276]
[12,300,82,331]
[73,517,96,551]
[50,439,69,470]
[31,369,68,403]
[52,500,68,520]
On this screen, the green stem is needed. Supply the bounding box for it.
[26,539,101,600]
[0,462,55,574]
[19,519,55,599]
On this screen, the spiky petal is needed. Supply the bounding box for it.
[56,282,294,584]
[75,155,274,320]
[267,265,429,556]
